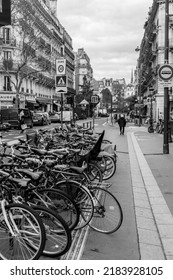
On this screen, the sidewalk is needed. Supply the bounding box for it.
[127,125,173,259]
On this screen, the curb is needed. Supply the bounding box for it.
[128,131,173,260]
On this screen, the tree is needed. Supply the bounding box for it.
[3,0,54,108]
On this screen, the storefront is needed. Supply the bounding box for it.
[36,98,52,112]
[0,93,25,109]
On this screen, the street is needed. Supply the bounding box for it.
[1,117,173,260]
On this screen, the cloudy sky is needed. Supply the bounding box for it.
[58,0,153,83]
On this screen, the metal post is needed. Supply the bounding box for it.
[163,0,169,154]
[111,95,113,125]
[60,93,63,129]
[93,106,95,130]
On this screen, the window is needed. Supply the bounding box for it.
[3,51,11,59]
[3,28,10,44]
[4,76,11,91]
[60,46,64,57]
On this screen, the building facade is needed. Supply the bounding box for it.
[136,0,173,121]
[74,48,93,95]
[0,0,74,112]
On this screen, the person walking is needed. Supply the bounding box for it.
[117,114,126,135]
[114,113,118,124]
[159,112,164,124]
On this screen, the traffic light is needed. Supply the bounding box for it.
[0,0,11,27]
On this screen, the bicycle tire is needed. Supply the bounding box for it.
[0,203,46,260]
[89,187,123,234]
[148,126,154,133]
[33,205,72,257]
[54,180,94,230]
[101,155,116,180]
[31,188,80,231]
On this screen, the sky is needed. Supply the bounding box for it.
[58,0,154,84]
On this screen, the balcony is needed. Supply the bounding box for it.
[3,86,12,92]
[0,38,16,47]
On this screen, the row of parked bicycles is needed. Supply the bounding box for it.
[0,124,123,260]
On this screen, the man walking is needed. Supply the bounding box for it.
[117,114,126,135]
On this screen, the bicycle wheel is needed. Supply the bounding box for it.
[148,126,154,133]
[0,203,46,260]
[33,206,72,257]
[101,155,116,180]
[32,188,80,231]
[55,180,94,230]
[89,187,123,234]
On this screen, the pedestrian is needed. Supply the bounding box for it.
[117,114,126,135]
[159,112,164,124]
[114,113,118,124]
[19,109,26,133]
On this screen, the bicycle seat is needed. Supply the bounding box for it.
[15,169,43,181]
[9,177,31,188]
[54,164,69,170]
[30,148,47,156]
[68,148,81,154]
[69,164,87,173]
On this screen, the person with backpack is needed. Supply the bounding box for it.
[117,114,126,135]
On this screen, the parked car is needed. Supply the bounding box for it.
[100,113,109,117]
[0,108,33,129]
[33,112,51,126]
[33,112,45,126]
[49,113,60,123]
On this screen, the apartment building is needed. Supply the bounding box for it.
[74,48,93,95]
[137,0,173,120]
[0,0,74,112]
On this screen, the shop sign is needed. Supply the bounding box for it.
[0,94,25,101]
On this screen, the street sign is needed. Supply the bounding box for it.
[158,64,173,88]
[158,64,173,81]
[55,75,66,87]
[91,95,99,104]
[55,75,67,94]
[56,59,66,75]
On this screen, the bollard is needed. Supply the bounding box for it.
[87,122,88,128]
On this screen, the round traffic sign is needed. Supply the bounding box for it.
[58,65,64,73]
[158,64,173,81]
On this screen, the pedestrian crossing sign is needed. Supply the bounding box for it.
[55,75,66,87]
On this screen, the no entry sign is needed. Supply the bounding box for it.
[158,64,173,81]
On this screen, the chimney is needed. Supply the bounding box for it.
[49,0,58,16]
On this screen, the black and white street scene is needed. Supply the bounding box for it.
[1,0,173,263]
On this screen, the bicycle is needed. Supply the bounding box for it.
[0,198,46,260]
[0,169,73,258]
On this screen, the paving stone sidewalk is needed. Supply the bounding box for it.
[127,126,173,259]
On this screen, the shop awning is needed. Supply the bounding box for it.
[36,98,52,105]
[26,100,39,109]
